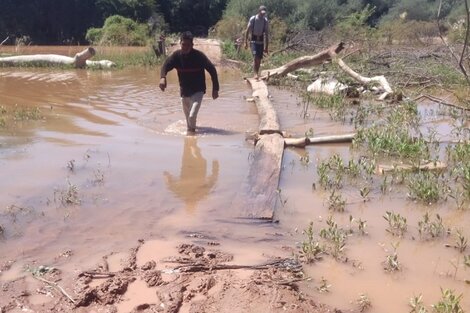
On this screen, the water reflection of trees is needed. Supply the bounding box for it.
[164,137,219,214]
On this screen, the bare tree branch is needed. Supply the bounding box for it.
[437,0,470,84]
[460,0,470,73]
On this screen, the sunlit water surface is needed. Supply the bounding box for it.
[0,63,469,312]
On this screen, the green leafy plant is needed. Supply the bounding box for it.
[418,213,445,240]
[409,294,428,313]
[327,190,346,212]
[432,288,464,313]
[356,293,372,312]
[300,222,323,263]
[406,171,443,204]
[383,211,407,237]
[383,242,401,272]
[320,217,347,259]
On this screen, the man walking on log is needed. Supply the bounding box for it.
[159,31,219,134]
[244,5,269,80]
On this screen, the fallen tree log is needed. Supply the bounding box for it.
[232,78,283,220]
[246,78,281,134]
[261,42,345,78]
[376,160,447,175]
[284,133,356,147]
[0,47,115,69]
[263,42,394,100]
[331,52,393,100]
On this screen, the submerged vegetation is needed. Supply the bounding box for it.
[0,105,43,128]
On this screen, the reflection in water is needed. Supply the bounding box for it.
[164,137,219,213]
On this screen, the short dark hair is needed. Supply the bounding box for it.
[180,31,194,43]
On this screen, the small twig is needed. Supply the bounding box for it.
[0,36,9,46]
[413,94,470,111]
[33,275,76,305]
[78,271,116,278]
[437,0,470,84]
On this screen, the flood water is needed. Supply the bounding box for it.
[1,60,469,312]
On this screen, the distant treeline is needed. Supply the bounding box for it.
[0,0,465,45]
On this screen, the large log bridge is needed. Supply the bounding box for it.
[232,42,399,220]
[233,78,285,220]
[234,78,355,220]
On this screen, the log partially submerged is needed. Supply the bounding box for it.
[263,42,394,100]
[231,78,284,220]
[0,47,115,69]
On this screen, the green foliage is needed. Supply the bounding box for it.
[86,15,149,46]
[384,211,407,237]
[214,15,247,41]
[409,294,428,313]
[378,19,439,45]
[432,288,464,313]
[406,171,444,204]
[96,0,157,22]
[300,222,324,263]
[418,213,445,240]
[335,4,378,43]
[0,105,43,128]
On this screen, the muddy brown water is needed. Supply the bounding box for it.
[1,61,469,312]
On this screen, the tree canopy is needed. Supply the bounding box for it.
[0,0,465,45]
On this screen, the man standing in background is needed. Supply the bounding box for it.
[244,5,269,80]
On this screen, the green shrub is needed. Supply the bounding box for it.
[86,15,149,46]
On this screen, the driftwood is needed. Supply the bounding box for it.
[331,52,393,100]
[284,133,356,147]
[261,42,345,78]
[376,161,447,175]
[0,47,115,69]
[263,42,394,100]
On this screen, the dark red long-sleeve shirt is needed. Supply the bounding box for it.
[160,48,219,97]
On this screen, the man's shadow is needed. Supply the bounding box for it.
[163,137,219,213]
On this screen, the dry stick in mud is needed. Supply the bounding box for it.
[32,275,77,305]
[262,42,394,100]
[0,47,115,69]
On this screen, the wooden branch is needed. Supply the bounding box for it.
[437,0,470,85]
[331,53,393,100]
[459,0,470,83]
[33,275,76,304]
[0,47,115,69]
[263,42,393,100]
[285,133,356,147]
[261,42,345,78]
[413,94,470,112]
[169,258,302,273]
[0,36,9,46]
[376,161,447,175]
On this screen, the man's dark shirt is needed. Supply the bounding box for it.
[160,48,219,97]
